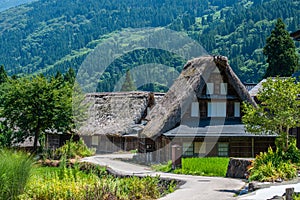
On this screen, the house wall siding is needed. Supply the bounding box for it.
[148,136,276,163]
[82,135,139,153]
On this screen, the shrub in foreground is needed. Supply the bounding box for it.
[0,149,34,200]
[20,164,174,200]
[249,147,297,182]
[19,159,176,200]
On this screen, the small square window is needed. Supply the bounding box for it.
[183,143,194,156]
[218,143,229,157]
[92,136,98,146]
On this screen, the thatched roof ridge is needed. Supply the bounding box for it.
[215,56,257,106]
[141,55,257,139]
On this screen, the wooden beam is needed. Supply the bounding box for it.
[251,138,255,158]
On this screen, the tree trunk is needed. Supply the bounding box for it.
[33,122,41,152]
[33,130,39,152]
[286,128,289,151]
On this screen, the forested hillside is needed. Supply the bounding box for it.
[0,0,299,91]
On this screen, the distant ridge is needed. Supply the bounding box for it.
[0,0,36,12]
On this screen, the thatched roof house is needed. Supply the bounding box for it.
[79,91,164,153]
[135,55,277,163]
[141,55,257,140]
[80,92,150,136]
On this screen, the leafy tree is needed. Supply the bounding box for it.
[242,77,300,151]
[0,75,76,151]
[0,65,8,107]
[0,65,8,84]
[263,18,299,78]
[64,67,76,85]
[120,70,136,92]
[0,121,15,147]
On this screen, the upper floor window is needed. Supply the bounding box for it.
[206,83,214,95]
[220,83,227,95]
[206,83,227,95]
[208,102,226,117]
[191,102,199,117]
[234,102,240,117]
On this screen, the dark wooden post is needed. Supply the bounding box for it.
[172,145,182,169]
[286,188,294,200]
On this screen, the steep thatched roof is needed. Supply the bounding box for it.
[141,55,257,139]
[78,92,164,136]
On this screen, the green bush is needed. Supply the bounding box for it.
[249,147,297,182]
[51,138,95,159]
[0,149,34,200]
[282,141,300,164]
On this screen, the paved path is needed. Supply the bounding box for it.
[81,154,245,200]
[239,182,300,200]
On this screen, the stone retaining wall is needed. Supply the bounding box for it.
[226,157,253,179]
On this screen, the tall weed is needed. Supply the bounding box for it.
[0,149,34,200]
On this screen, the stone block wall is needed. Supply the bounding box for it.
[226,157,253,179]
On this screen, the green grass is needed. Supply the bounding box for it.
[153,157,230,177]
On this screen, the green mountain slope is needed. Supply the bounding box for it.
[0,0,299,91]
[187,0,300,82]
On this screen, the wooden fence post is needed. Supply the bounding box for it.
[286,187,294,200]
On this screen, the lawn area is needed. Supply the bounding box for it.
[153,157,230,177]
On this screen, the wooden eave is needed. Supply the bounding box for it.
[290,30,300,41]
